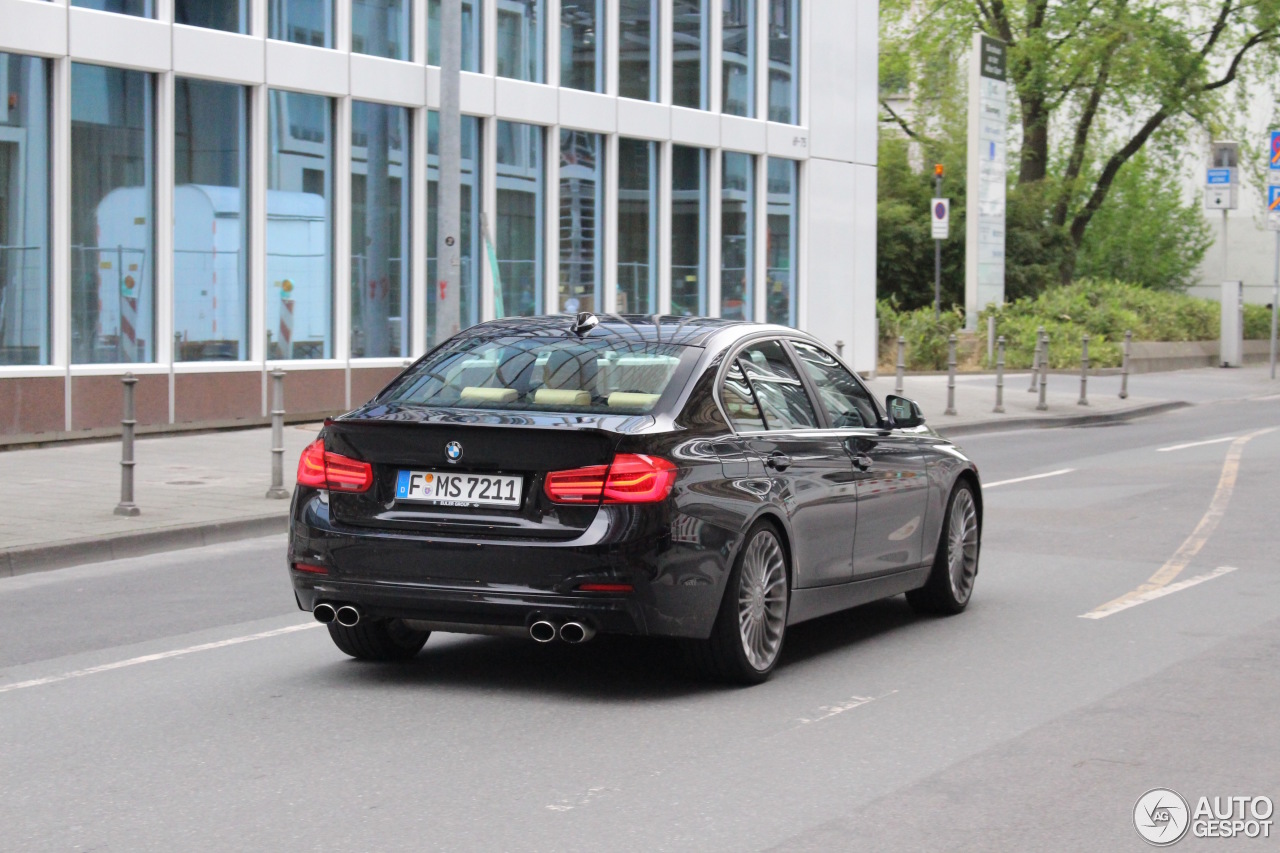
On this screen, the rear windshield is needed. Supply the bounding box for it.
[379,335,693,414]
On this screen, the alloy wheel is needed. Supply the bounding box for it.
[947,488,979,604]
[737,529,788,671]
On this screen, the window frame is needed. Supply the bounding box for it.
[713,332,885,435]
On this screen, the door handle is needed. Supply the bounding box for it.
[852,454,872,471]
[765,451,792,472]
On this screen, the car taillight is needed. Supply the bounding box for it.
[296,439,374,493]
[544,454,676,505]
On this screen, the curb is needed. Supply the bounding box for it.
[0,515,289,579]
[933,401,1192,438]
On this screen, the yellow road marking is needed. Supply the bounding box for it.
[1081,427,1276,619]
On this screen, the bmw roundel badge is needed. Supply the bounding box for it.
[445,441,463,463]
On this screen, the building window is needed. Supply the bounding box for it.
[71,63,154,365]
[617,138,657,314]
[495,121,544,318]
[561,1,605,93]
[174,78,249,362]
[175,0,248,33]
[267,90,332,359]
[429,0,483,73]
[558,130,603,313]
[721,151,754,320]
[72,0,153,17]
[495,1,544,82]
[671,144,707,316]
[619,0,659,102]
[427,112,482,343]
[766,157,797,327]
[269,0,333,48]
[351,101,410,358]
[672,0,709,110]
[723,0,756,117]
[0,53,50,367]
[353,0,412,61]
[768,0,799,124]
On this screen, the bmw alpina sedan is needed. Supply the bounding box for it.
[288,314,982,683]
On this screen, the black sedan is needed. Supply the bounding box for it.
[288,314,982,683]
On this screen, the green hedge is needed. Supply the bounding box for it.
[878,279,1274,370]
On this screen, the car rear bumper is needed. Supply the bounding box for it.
[288,492,735,639]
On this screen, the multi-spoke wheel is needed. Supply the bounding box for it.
[688,521,790,684]
[328,618,430,661]
[907,481,981,615]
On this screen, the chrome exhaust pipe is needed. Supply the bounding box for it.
[559,621,596,644]
[313,603,336,624]
[529,620,558,643]
[335,605,361,628]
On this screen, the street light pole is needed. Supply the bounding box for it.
[934,164,943,322]
[432,0,463,347]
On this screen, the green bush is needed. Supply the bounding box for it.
[880,280,1273,371]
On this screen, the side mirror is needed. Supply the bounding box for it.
[885,395,925,429]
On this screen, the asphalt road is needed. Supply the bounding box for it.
[2,398,1279,851]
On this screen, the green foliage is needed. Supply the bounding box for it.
[880,280,1273,370]
[1073,152,1213,290]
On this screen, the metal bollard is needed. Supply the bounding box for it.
[1028,325,1044,392]
[944,334,957,415]
[895,336,905,395]
[987,314,996,364]
[266,368,290,499]
[1078,334,1090,406]
[836,339,845,358]
[114,373,140,517]
[1036,331,1049,411]
[994,335,1006,413]
[1119,330,1131,399]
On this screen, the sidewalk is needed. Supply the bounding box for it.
[2,365,1276,577]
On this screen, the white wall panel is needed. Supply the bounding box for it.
[266,41,348,96]
[617,99,670,141]
[767,121,810,159]
[350,55,426,107]
[559,89,617,134]
[0,0,67,57]
[805,0,856,164]
[671,106,719,148]
[720,115,767,154]
[851,162,878,371]
[853,0,879,167]
[802,158,856,356]
[459,71,495,115]
[495,78,558,124]
[173,26,264,85]
[70,8,171,73]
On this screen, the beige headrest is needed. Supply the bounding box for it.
[460,386,517,403]
[534,388,591,407]
[607,392,661,409]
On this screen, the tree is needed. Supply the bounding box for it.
[881,0,1280,285]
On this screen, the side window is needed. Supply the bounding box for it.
[737,340,820,430]
[791,341,880,429]
[721,362,766,431]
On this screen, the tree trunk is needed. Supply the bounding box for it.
[1018,97,1048,185]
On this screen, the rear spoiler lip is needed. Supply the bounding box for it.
[329,407,663,436]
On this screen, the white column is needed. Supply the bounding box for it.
[603,130,619,313]
[709,0,722,114]
[707,146,721,316]
[334,94,353,395]
[410,102,429,355]
[798,0,809,127]
[250,84,268,368]
[481,115,499,321]
[547,0,562,88]
[659,0,673,105]
[796,157,808,333]
[658,139,672,313]
[755,0,767,120]
[753,151,767,323]
[483,0,499,76]
[606,0,620,97]
[52,55,72,428]
[156,69,176,418]
[545,124,561,314]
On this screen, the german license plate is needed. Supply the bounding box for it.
[395,470,522,508]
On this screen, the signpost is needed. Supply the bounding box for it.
[1206,142,1239,281]
[931,165,949,320]
[965,34,1007,330]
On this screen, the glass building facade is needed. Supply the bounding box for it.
[0,0,816,435]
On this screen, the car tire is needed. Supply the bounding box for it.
[327,618,430,661]
[688,521,790,685]
[907,480,980,615]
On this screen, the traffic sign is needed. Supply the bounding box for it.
[1270,130,1280,173]
[1207,168,1232,185]
[932,198,950,239]
[1268,185,1280,231]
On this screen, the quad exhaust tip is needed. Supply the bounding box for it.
[313,603,336,624]
[335,605,361,627]
[529,620,557,643]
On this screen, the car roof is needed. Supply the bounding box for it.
[454,314,776,348]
